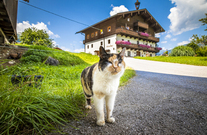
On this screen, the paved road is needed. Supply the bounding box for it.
[51,58,207,135]
[125,57,207,78]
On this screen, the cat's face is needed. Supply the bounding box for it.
[98,46,126,75]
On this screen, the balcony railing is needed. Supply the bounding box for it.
[115,28,159,42]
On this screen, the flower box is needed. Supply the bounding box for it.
[139,44,151,48]
[115,41,131,45]
[139,32,150,37]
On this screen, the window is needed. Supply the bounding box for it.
[113,48,115,50]
[127,18,130,22]
[100,29,103,34]
[108,39,110,44]
[91,33,94,38]
[122,39,124,41]
[128,40,130,42]
[87,34,90,39]
[91,44,93,48]
[100,41,103,46]
[87,45,89,49]
[95,31,98,36]
[107,26,111,32]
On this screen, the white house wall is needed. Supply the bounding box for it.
[85,34,117,55]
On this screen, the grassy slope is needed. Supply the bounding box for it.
[0,45,135,134]
[134,56,207,66]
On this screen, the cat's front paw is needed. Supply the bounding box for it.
[107,117,115,123]
[85,105,92,109]
[96,120,105,126]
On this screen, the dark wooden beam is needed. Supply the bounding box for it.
[0,7,7,13]
[150,23,157,28]
[0,14,8,19]
[145,17,152,22]
[122,14,125,19]
[117,15,122,21]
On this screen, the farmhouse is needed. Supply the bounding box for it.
[76,0,165,57]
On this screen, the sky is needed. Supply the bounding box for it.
[17,0,207,52]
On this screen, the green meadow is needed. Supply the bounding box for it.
[0,45,135,134]
[134,56,207,66]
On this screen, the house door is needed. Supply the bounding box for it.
[137,51,140,56]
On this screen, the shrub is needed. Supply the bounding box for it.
[196,46,207,56]
[170,46,195,56]
[21,50,49,64]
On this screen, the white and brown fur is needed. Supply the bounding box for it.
[81,46,126,126]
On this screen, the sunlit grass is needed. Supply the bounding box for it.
[0,46,136,134]
[134,56,207,66]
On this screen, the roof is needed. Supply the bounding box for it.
[76,8,165,34]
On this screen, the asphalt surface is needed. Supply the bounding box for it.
[50,58,207,135]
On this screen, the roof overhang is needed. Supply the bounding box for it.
[76,8,165,34]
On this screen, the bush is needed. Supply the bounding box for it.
[170,46,195,56]
[21,50,49,64]
[196,46,207,56]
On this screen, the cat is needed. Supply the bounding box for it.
[81,46,126,126]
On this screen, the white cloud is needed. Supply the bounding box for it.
[110,5,129,16]
[171,38,177,41]
[48,22,50,25]
[177,41,190,46]
[165,34,172,39]
[17,21,60,38]
[74,48,84,53]
[60,46,70,52]
[161,41,167,44]
[168,0,207,35]
[155,33,161,38]
[79,41,83,44]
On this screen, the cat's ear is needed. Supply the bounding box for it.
[99,46,107,59]
[119,48,126,58]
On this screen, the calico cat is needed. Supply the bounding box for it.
[81,46,126,126]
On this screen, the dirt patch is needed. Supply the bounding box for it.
[0,44,28,68]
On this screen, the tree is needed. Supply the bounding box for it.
[199,13,207,31]
[191,34,207,47]
[186,42,199,53]
[19,27,54,48]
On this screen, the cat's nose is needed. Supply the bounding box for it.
[113,66,118,70]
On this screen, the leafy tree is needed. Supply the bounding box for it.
[191,34,207,47]
[196,46,207,56]
[199,13,207,31]
[19,27,54,48]
[170,46,195,56]
[186,42,199,53]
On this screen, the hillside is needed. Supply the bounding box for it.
[0,44,135,134]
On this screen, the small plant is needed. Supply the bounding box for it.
[170,46,195,56]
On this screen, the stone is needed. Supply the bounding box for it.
[8,60,15,64]
[45,56,59,66]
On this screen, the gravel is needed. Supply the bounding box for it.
[49,58,207,135]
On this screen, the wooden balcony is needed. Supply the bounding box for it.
[138,21,149,29]
[117,43,159,53]
[115,28,159,42]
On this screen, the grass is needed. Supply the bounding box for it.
[134,56,207,66]
[0,44,136,134]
